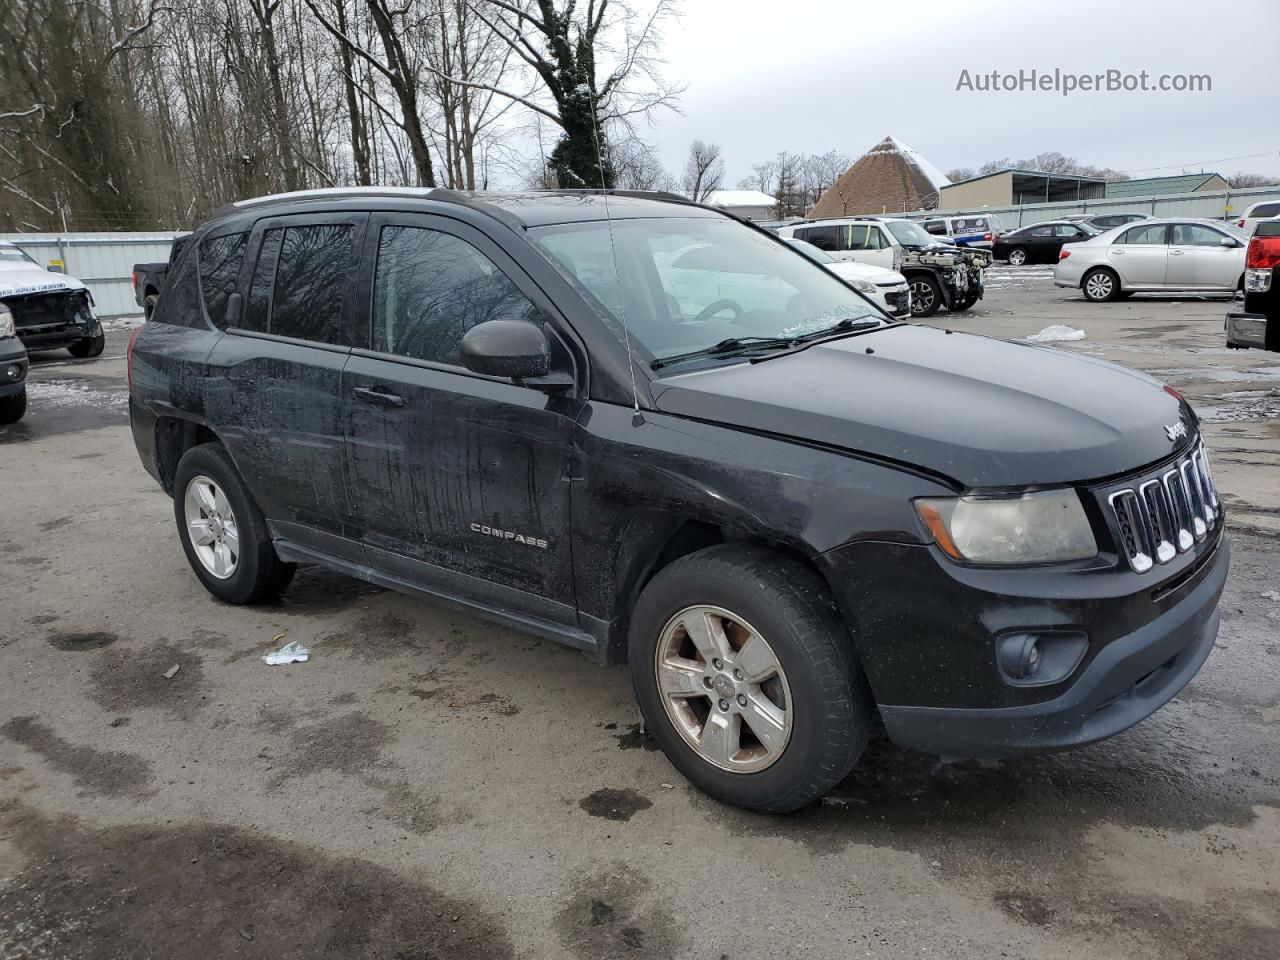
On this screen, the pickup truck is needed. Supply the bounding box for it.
[0,240,104,358]
[1226,220,1279,351]
[133,235,190,319]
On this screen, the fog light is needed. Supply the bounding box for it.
[996,631,1089,688]
[4,364,18,380]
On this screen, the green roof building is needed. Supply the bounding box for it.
[1105,173,1229,198]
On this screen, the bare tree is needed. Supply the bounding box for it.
[1228,172,1280,188]
[945,166,975,182]
[681,139,724,202]
[424,0,681,189]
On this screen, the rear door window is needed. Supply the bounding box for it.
[847,225,883,250]
[1028,226,1054,238]
[269,224,355,344]
[1248,203,1280,219]
[922,220,948,235]
[795,225,843,251]
[1118,223,1169,245]
[198,232,248,328]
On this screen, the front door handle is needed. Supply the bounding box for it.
[352,385,405,407]
[1170,249,1185,256]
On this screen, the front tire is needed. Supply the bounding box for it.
[173,442,295,604]
[1006,247,1028,266]
[68,324,105,358]
[949,291,979,312]
[0,387,26,424]
[629,545,872,813]
[908,275,942,317]
[1082,268,1120,302]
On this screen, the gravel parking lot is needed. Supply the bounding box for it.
[2,268,1277,959]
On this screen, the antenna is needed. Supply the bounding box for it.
[588,94,643,424]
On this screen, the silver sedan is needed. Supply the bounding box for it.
[1053,218,1248,302]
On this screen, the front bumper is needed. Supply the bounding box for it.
[878,536,1227,757]
[0,338,28,396]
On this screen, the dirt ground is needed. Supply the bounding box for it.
[1,269,1277,959]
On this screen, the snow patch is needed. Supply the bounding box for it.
[1026,325,1086,342]
[26,378,127,410]
[866,136,952,192]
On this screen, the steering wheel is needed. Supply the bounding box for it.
[691,298,744,323]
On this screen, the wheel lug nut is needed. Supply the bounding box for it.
[733,669,743,681]
[712,658,723,670]
[718,699,729,712]
[702,676,714,689]
[736,694,747,707]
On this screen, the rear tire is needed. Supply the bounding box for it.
[0,387,26,424]
[1006,247,1028,266]
[173,442,295,604]
[629,545,872,813]
[908,275,942,317]
[1082,268,1120,302]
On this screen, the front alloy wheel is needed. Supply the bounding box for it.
[1007,247,1028,266]
[183,475,239,579]
[655,605,792,773]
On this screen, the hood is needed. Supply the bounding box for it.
[651,325,1194,488]
[0,263,89,300]
[824,261,905,285]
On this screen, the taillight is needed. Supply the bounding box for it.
[126,326,142,394]
[1247,235,1280,269]
[131,270,138,290]
[1238,219,1246,228]
[1059,249,1071,260]
[983,233,992,242]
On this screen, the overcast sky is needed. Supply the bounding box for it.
[645,0,1280,186]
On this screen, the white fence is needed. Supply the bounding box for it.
[1,232,182,318]
[887,184,1280,230]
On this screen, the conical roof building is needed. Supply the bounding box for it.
[807,136,950,218]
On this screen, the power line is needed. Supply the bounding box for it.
[1120,148,1280,174]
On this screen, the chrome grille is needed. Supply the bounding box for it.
[1107,441,1220,573]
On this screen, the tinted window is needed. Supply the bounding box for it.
[1054,224,1085,238]
[1118,224,1168,245]
[922,220,948,235]
[198,232,248,328]
[270,224,353,344]
[1028,226,1054,238]
[151,244,204,328]
[372,226,538,366]
[243,229,282,333]
[795,226,842,251]
[1249,203,1280,218]
[848,225,883,250]
[1171,224,1228,246]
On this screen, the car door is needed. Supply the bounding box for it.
[1107,222,1170,287]
[1167,223,1243,290]
[342,212,580,623]
[845,224,894,269]
[1020,225,1055,262]
[1053,224,1093,260]
[204,212,367,562]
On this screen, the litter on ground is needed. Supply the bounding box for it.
[263,639,310,665]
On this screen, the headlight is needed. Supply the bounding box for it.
[914,489,1097,565]
[0,305,13,339]
[850,278,877,295]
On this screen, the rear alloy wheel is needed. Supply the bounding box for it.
[908,275,942,317]
[173,442,295,604]
[1006,247,1028,266]
[630,545,872,812]
[0,387,26,425]
[1083,268,1119,302]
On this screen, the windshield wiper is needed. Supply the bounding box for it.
[795,317,883,340]
[650,336,798,370]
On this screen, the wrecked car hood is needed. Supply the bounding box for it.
[651,324,1192,488]
[0,263,89,300]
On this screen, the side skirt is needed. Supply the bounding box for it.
[273,539,601,658]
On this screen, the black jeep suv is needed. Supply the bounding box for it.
[129,189,1228,812]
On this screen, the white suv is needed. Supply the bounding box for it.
[1237,200,1280,236]
[776,217,990,317]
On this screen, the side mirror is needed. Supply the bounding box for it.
[460,319,550,381]
[1219,236,1240,248]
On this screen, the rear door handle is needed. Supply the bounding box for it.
[352,385,405,407]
